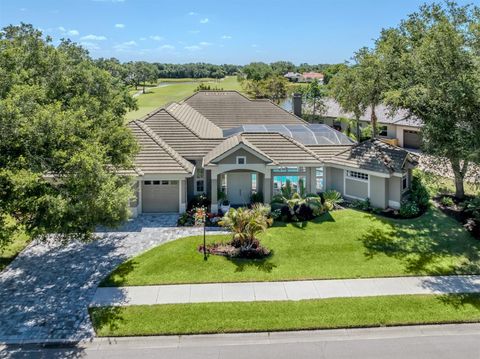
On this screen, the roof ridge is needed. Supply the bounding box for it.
[165,102,223,139]
[135,120,194,174]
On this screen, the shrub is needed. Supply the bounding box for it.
[463,197,480,222]
[351,198,371,211]
[322,190,343,209]
[399,200,420,218]
[296,203,314,221]
[250,191,264,204]
[440,196,455,207]
[410,173,431,211]
[187,193,210,210]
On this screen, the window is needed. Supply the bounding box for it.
[144,181,152,185]
[236,156,246,165]
[273,176,306,195]
[346,170,368,181]
[161,180,169,185]
[251,173,257,192]
[315,167,324,192]
[402,173,408,191]
[220,173,228,194]
[272,167,306,173]
[196,180,204,192]
[196,168,204,178]
[379,125,388,137]
[195,167,205,194]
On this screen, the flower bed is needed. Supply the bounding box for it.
[177,210,222,227]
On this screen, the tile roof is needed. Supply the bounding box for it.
[203,134,277,166]
[185,91,306,129]
[166,102,223,138]
[326,139,418,174]
[241,132,323,165]
[307,145,354,158]
[142,109,223,158]
[128,120,194,175]
[322,98,423,128]
[302,72,324,79]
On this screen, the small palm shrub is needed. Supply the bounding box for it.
[217,204,273,258]
[399,200,420,218]
[440,196,454,207]
[322,190,343,211]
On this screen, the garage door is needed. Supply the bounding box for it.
[403,130,421,149]
[142,180,179,213]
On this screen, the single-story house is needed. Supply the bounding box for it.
[284,72,302,82]
[300,72,324,84]
[319,98,423,149]
[128,91,417,216]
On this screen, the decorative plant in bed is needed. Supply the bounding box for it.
[199,204,273,259]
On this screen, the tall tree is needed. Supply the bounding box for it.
[300,80,326,116]
[377,2,480,198]
[0,24,138,246]
[351,48,388,138]
[329,66,366,140]
[242,62,273,81]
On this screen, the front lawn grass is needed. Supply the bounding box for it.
[90,294,480,336]
[126,76,243,120]
[101,208,480,286]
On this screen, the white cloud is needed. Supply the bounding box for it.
[92,0,125,2]
[139,37,147,41]
[221,35,232,39]
[68,30,79,36]
[189,30,200,34]
[19,8,27,11]
[251,44,258,48]
[188,11,196,15]
[115,23,125,28]
[149,35,163,41]
[184,45,201,51]
[58,26,66,32]
[81,42,100,50]
[199,41,212,46]
[114,40,137,51]
[159,44,175,50]
[81,34,107,41]
[199,18,209,24]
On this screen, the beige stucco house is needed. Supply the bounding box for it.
[128,91,417,216]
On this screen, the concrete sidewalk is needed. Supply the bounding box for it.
[91,275,480,307]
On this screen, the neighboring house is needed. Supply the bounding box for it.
[300,72,324,84]
[128,91,417,216]
[320,98,423,149]
[284,72,302,82]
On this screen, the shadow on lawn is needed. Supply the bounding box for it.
[99,259,138,287]
[272,211,335,229]
[228,251,277,273]
[359,209,480,276]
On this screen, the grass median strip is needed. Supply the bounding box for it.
[90,294,480,336]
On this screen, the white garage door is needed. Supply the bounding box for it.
[403,130,421,149]
[142,180,179,213]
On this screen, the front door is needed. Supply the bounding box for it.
[227,172,252,205]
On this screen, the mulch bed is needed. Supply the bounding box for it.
[434,195,480,240]
[199,241,271,259]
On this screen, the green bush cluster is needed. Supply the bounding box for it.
[399,172,431,218]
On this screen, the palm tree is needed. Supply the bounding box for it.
[219,205,272,250]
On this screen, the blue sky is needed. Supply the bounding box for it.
[0,0,473,64]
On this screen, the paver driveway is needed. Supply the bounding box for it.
[0,215,222,343]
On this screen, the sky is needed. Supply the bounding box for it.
[0,0,475,64]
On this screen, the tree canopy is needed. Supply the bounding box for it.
[377,1,480,198]
[0,24,138,247]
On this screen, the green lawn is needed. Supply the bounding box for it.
[90,294,480,336]
[102,208,480,286]
[0,229,29,271]
[126,76,243,120]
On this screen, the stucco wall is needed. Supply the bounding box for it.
[345,178,368,199]
[370,176,388,208]
[325,167,344,194]
[388,176,402,208]
[217,148,266,165]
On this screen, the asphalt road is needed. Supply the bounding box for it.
[2,324,480,359]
